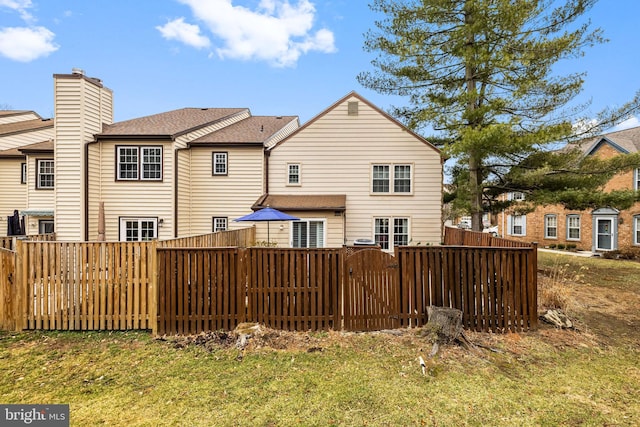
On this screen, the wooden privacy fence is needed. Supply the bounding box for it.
[0,248,16,330]
[396,246,537,332]
[1,232,537,334]
[157,248,342,335]
[444,226,533,248]
[158,227,255,248]
[8,240,156,332]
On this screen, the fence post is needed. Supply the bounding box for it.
[150,240,158,336]
[14,240,25,331]
[530,242,538,330]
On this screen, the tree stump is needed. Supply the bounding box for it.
[426,306,463,343]
[420,306,464,356]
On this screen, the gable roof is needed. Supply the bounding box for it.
[269,91,440,154]
[570,126,640,156]
[190,115,298,146]
[98,108,248,140]
[0,118,54,137]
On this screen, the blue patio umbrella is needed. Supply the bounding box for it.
[234,207,299,243]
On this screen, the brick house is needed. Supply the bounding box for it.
[497,126,640,252]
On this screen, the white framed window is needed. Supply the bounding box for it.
[374,217,409,250]
[544,214,557,239]
[508,192,525,201]
[142,147,162,179]
[213,217,228,232]
[287,163,300,185]
[36,159,54,189]
[21,162,26,184]
[372,164,412,194]
[38,219,54,234]
[119,218,157,241]
[372,165,389,192]
[213,152,228,175]
[507,214,526,236]
[567,215,581,240]
[292,220,325,248]
[117,146,162,181]
[394,165,411,192]
[635,168,640,190]
[634,215,640,246]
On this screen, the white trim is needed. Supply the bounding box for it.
[119,217,158,241]
[286,163,301,186]
[507,214,526,236]
[370,163,414,195]
[544,214,557,239]
[566,214,581,241]
[290,218,326,248]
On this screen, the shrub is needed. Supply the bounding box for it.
[549,244,557,249]
[557,243,565,250]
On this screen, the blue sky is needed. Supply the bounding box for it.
[1,0,639,132]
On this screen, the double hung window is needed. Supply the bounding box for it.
[372,164,412,194]
[544,215,558,239]
[36,159,54,189]
[117,146,162,180]
[213,152,228,175]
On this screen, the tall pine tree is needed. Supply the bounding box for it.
[358,0,640,230]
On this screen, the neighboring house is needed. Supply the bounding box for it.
[0,111,54,236]
[91,107,298,241]
[498,126,640,252]
[1,71,444,248]
[261,92,443,250]
[1,69,298,241]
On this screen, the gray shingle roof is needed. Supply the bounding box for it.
[0,118,53,136]
[98,108,248,138]
[570,126,640,155]
[190,116,298,145]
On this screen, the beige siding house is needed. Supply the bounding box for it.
[2,73,444,246]
[90,109,298,242]
[263,92,443,250]
[0,111,54,236]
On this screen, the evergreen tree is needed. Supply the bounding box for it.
[358,0,640,230]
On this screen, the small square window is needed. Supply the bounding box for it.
[213,217,228,232]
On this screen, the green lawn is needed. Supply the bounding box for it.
[1,252,639,426]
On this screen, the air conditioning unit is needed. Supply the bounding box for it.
[353,238,376,246]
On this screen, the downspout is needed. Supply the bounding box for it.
[84,141,89,241]
[264,148,270,195]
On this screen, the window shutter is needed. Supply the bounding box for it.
[522,216,527,235]
[507,215,513,235]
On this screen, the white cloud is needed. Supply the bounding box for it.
[0,26,58,61]
[0,0,35,22]
[163,0,336,67]
[156,17,211,49]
